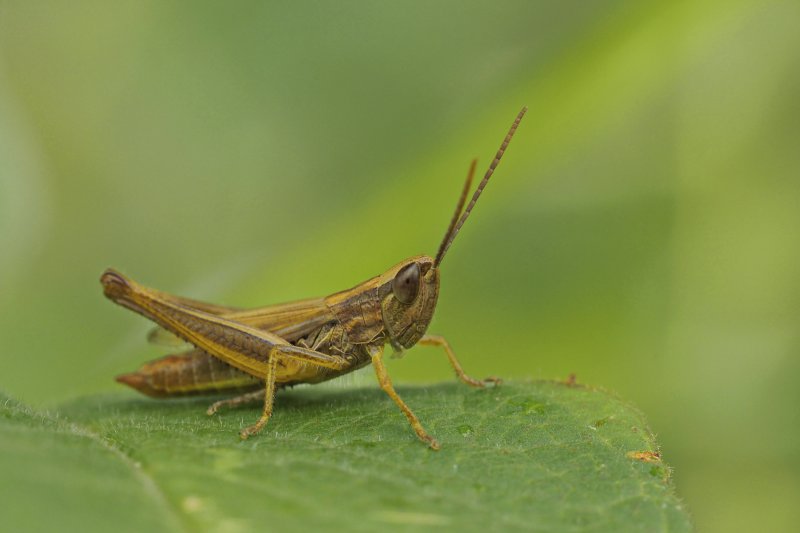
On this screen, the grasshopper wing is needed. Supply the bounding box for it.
[103,269,336,378]
[147,296,333,347]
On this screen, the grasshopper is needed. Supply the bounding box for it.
[102,107,526,449]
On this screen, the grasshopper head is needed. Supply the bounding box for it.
[382,107,526,352]
[381,255,439,351]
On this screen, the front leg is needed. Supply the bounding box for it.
[369,345,440,450]
[418,334,501,387]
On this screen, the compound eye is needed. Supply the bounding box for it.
[392,263,420,304]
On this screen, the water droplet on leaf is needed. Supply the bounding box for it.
[457,424,473,437]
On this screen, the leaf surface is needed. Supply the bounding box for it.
[2,381,690,532]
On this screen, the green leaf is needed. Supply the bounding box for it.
[2,381,690,532]
[0,393,181,532]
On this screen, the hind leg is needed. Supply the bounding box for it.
[239,357,279,439]
[206,389,264,415]
[237,344,349,440]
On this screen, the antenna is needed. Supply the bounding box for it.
[434,106,527,267]
[434,159,476,266]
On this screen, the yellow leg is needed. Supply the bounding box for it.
[419,334,501,387]
[240,357,279,440]
[216,343,349,439]
[206,389,264,416]
[370,346,440,450]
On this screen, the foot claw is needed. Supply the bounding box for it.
[423,435,441,451]
[461,374,502,388]
[239,420,267,440]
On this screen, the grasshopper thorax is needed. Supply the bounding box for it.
[380,256,440,352]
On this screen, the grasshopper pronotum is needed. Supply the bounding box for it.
[102,107,526,449]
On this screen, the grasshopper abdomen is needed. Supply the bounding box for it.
[116,350,261,398]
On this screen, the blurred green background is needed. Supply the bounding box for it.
[1,1,798,531]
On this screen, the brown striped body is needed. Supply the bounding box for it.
[111,258,435,397]
[103,106,526,448]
